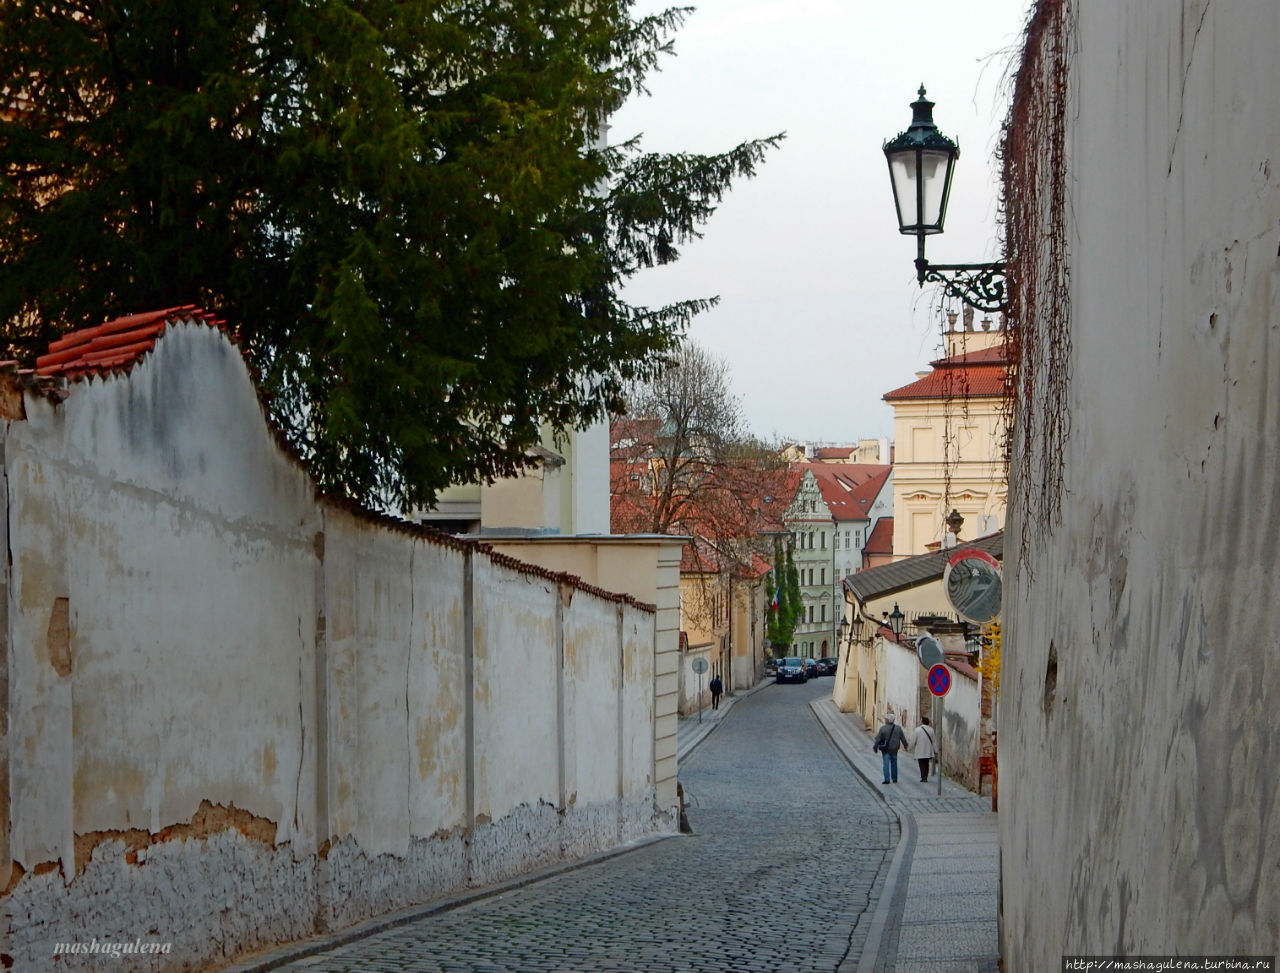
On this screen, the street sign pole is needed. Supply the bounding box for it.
[691,657,709,724]
[935,694,942,796]
[926,663,952,795]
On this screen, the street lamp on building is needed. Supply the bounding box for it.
[883,86,1006,312]
[849,611,866,644]
[882,603,905,638]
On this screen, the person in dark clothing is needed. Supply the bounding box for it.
[709,675,723,710]
[873,713,906,784]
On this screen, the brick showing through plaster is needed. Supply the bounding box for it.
[5,796,670,972]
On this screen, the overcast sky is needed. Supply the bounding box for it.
[613,0,1033,444]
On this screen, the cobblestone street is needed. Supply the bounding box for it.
[265,680,895,972]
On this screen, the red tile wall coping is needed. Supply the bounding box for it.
[322,496,656,614]
[35,305,224,379]
[943,652,980,681]
[29,307,657,616]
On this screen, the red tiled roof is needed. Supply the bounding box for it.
[864,517,894,555]
[680,535,761,577]
[933,346,1006,367]
[790,463,892,523]
[849,467,892,512]
[36,305,225,379]
[610,415,662,454]
[751,468,803,532]
[884,344,1009,402]
[748,552,771,580]
[883,364,1007,401]
[813,446,854,461]
[945,653,980,681]
[609,462,654,534]
[681,536,725,573]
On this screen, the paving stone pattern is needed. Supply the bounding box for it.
[272,680,895,972]
[892,814,998,973]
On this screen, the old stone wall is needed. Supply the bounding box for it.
[1001,0,1280,964]
[0,324,665,971]
[935,665,979,789]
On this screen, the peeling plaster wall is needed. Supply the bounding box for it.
[1001,1,1280,965]
[936,670,979,789]
[880,639,921,729]
[482,536,681,825]
[0,324,666,971]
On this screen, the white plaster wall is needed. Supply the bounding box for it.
[1001,1,1280,964]
[568,418,610,535]
[6,327,321,873]
[620,606,656,806]
[471,561,559,825]
[564,595,620,808]
[479,535,680,823]
[936,671,978,787]
[1,325,670,971]
[880,640,920,727]
[678,645,715,716]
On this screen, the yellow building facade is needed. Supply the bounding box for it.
[885,315,1008,557]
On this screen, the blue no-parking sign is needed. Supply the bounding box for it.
[927,663,952,697]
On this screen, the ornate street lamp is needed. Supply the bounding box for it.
[883,603,905,637]
[849,611,866,644]
[883,86,1006,312]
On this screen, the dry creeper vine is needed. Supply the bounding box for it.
[976,619,1002,694]
[999,0,1074,572]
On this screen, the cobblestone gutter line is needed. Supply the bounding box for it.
[219,834,676,973]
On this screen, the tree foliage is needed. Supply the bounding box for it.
[765,546,802,653]
[0,0,782,509]
[610,341,784,544]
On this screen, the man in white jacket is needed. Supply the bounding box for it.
[910,716,937,782]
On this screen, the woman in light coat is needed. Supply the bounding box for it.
[910,717,937,782]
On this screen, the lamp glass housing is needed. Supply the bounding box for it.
[883,86,959,237]
[886,146,956,235]
[888,604,905,636]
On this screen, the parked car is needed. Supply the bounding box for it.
[763,658,778,677]
[815,657,838,676]
[803,658,818,678]
[775,657,808,684]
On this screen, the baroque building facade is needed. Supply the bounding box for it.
[884,311,1008,557]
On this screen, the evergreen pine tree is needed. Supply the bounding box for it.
[0,0,782,509]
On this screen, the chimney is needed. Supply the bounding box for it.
[962,306,975,331]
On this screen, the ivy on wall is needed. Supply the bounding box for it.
[976,619,1002,694]
[999,0,1075,572]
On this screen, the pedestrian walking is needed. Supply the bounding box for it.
[709,674,723,710]
[910,716,937,782]
[873,713,906,784]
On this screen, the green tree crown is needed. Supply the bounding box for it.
[0,0,781,510]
